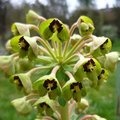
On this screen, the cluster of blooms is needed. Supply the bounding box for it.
[0,10,119,120]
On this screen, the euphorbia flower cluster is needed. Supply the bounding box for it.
[0,10,119,120]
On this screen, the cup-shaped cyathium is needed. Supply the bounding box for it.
[78,16,95,36]
[26,10,46,24]
[39,18,70,42]
[11,96,32,115]
[11,73,32,94]
[11,22,39,36]
[104,52,119,72]
[33,66,62,99]
[10,36,38,60]
[62,71,86,102]
[97,69,109,87]
[0,55,16,75]
[74,56,101,87]
[86,36,112,57]
[34,96,56,116]
[75,98,89,114]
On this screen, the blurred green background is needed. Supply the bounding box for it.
[0,0,120,120]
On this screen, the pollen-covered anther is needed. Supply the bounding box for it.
[100,39,108,50]
[49,19,63,33]
[19,37,29,50]
[70,82,83,93]
[83,59,96,72]
[98,69,105,80]
[14,76,23,87]
[43,79,57,91]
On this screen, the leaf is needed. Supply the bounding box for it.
[58,96,66,106]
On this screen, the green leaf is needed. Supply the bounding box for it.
[58,96,66,106]
[56,66,69,86]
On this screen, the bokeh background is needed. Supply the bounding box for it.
[0,0,120,120]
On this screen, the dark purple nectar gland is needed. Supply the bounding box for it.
[70,82,83,93]
[49,19,63,33]
[83,59,96,72]
[100,39,108,50]
[98,69,105,80]
[13,76,23,87]
[39,102,50,108]
[19,37,29,51]
[43,79,57,91]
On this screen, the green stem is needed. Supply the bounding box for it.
[29,24,39,34]
[36,37,58,62]
[65,38,92,61]
[52,41,58,56]
[59,103,69,120]
[69,22,78,36]
[38,46,50,55]
[50,65,60,77]
[58,42,62,63]
[63,54,77,64]
[27,66,52,76]
[63,21,78,58]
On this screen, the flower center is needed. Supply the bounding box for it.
[43,79,57,91]
[39,102,50,108]
[13,76,23,87]
[70,82,83,93]
[19,37,29,50]
[49,19,63,33]
[83,59,96,72]
[98,69,105,80]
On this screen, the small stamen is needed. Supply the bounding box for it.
[83,59,96,72]
[14,76,23,87]
[43,79,57,91]
[70,82,83,93]
[19,36,29,50]
[49,19,63,33]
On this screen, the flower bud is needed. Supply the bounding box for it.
[0,55,15,76]
[79,22,94,36]
[33,75,62,99]
[86,36,112,57]
[104,52,119,72]
[75,98,89,114]
[11,73,33,94]
[11,97,32,115]
[11,23,30,36]
[26,10,46,25]
[34,96,55,116]
[39,18,70,42]
[71,34,82,46]
[78,16,94,36]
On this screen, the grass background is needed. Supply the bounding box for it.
[0,40,120,120]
